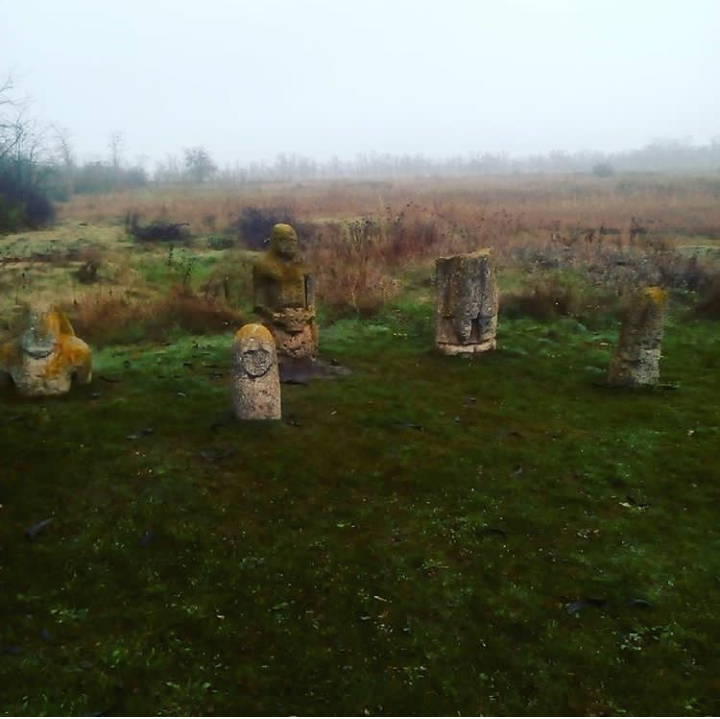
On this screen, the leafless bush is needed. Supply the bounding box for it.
[694,277,720,319]
[69,286,244,347]
[125,211,191,243]
[501,272,621,323]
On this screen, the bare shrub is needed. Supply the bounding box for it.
[227,205,297,250]
[200,250,254,308]
[69,287,244,347]
[501,272,619,323]
[306,208,442,319]
[694,278,720,319]
[125,211,191,243]
[76,259,99,284]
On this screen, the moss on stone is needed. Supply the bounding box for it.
[643,286,669,308]
[235,323,275,343]
[0,304,92,395]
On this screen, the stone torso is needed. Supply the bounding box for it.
[252,223,318,359]
[0,305,92,397]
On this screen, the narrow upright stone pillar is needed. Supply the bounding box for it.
[230,324,281,420]
[435,249,499,355]
[608,287,668,387]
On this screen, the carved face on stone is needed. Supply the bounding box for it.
[241,337,274,377]
[234,324,277,378]
[269,223,299,260]
[20,307,61,360]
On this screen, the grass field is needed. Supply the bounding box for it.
[2,297,720,715]
[1,176,720,715]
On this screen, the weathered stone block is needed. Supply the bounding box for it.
[0,304,92,397]
[435,249,499,355]
[230,323,281,420]
[608,287,668,387]
[253,223,318,359]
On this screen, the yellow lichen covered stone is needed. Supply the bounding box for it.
[230,322,281,420]
[253,223,318,359]
[235,323,275,343]
[608,286,668,387]
[0,304,92,397]
[643,286,669,309]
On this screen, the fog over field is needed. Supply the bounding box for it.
[3,0,719,166]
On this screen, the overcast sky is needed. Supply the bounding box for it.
[3,0,719,166]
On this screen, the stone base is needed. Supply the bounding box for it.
[261,307,318,360]
[273,324,318,359]
[231,381,281,419]
[607,349,661,387]
[9,361,91,397]
[437,339,497,356]
[12,370,74,397]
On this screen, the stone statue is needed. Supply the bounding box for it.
[608,287,668,387]
[253,223,318,359]
[435,249,499,355]
[0,304,92,396]
[230,323,281,420]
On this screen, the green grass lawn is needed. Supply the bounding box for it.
[1,300,719,715]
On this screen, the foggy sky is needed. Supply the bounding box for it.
[3,0,719,167]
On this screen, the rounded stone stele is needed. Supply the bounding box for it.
[608,286,668,387]
[230,323,281,420]
[0,304,92,397]
[435,249,499,355]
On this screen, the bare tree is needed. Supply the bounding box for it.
[0,74,24,163]
[154,153,184,184]
[52,125,74,168]
[108,130,124,168]
[183,146,217,183]
[106,130,126,189]
[52,124,75,194]
[0,75,54,228]
[2,109,46,184]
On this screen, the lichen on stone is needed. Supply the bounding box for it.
[435,249,499,355]
[0,304,92,396]
[231,322,281,420]
[608,286,668,387]
[252,223,318,359]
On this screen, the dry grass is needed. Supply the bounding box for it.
[56,175,720,240]
[2,174,717,337]
[68,286,245,347]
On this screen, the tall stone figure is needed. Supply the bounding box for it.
[435,249,499,355]
[608,287,668,387]
[253,223,318,360]
[230,323,281,420]
[0,304,92,397]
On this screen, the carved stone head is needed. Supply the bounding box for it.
[234,324,277,378]
[20,305,68,359]
[269,223,299,260]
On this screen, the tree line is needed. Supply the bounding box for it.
[2,73,719,232]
